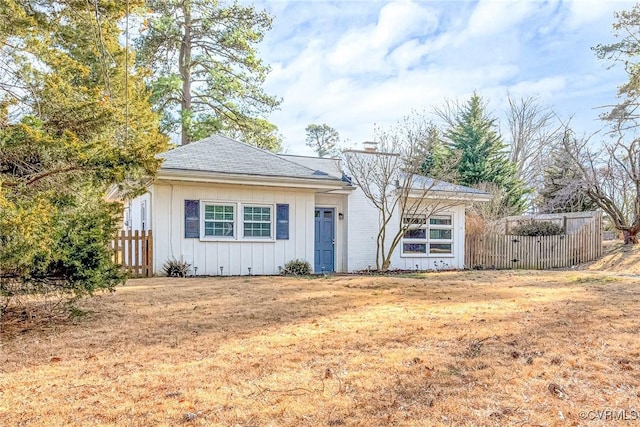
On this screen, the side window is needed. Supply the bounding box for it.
[140,200,147,231]
[401,214,453,256]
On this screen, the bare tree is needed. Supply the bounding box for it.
[571,3,640,243]
[506,94,564,206]
[341,114,467,271]
[561,128,639,244]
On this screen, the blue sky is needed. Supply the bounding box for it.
[248,0,636,155]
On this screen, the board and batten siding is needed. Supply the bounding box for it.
[150,182,317,276]
[347,187,468,271]
[126,192,151,231]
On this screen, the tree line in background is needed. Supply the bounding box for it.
[308,93,561,219]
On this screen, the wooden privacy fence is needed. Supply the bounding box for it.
[111,230,153,277]
[465,218,602,270]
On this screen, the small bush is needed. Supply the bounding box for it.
[511,221,564,236]
[281,259,312,276]
[162,259,191,277]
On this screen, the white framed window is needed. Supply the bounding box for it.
[203,203,235,238]
[401,214,453,256]
[243,205,273,238]
[199,202,275,241]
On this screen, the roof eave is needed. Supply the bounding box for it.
[157,168,353,191]
[407,189,492,202]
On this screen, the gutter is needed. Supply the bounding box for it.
[156,169,355,191]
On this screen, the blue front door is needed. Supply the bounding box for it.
[314,208,335,273]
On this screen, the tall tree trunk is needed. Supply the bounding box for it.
[179,1,192,145]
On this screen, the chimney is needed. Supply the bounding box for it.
[363,141,378,152]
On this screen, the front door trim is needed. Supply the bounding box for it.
[314,207,335,273]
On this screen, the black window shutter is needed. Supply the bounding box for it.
[276,204,289,240]
[184,200,200,238]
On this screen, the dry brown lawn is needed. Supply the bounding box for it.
[1,269,639,426]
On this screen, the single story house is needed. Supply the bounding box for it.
[115,134,490,275]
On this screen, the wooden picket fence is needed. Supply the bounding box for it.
[111,230,153,277]
[465,216,602,270]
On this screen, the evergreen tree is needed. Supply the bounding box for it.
[305,123,340,157]
[1,0,168,299]
[537,147,595,213]
[442,93,527,215]
[136,0,281,149]
[415,124,449,177]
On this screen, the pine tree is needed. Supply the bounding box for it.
[305,124,340,157]
[1,0,167,297]
[443,93,527,215]
[136,0,281,149]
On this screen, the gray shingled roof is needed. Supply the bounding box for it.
[278,154,343,180]
[159,134,345,182]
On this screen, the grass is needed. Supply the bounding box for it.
[1,270,639,426]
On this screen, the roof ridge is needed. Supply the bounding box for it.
[279,153,339,160]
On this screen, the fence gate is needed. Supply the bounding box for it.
[111,230,153,277]
[465,227,601,270]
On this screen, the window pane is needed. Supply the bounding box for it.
[430,215,452,225]
[430,229,452,240]
[244,222,271,237]
[205,206,215,220]
[244,206,271,222]
[221,222,234,236]
[429,243,452,254]
[403,243,427,254]
[204,221,234,237]
[404,229,426,239]
[205,205,234,221]
[403,216,426,225]
[204,222,214,235]
[323,210,333,218]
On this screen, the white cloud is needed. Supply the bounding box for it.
[252,0,635,154]
[466,0,542,38]
[328,0,438,74]
[566,0,635,29]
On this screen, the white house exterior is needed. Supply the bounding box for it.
[118,135,490,275]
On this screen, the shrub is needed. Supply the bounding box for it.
[162,259,191,277]
[281,259,312,276]
[2,198,126,323]
[510,221,564,236]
